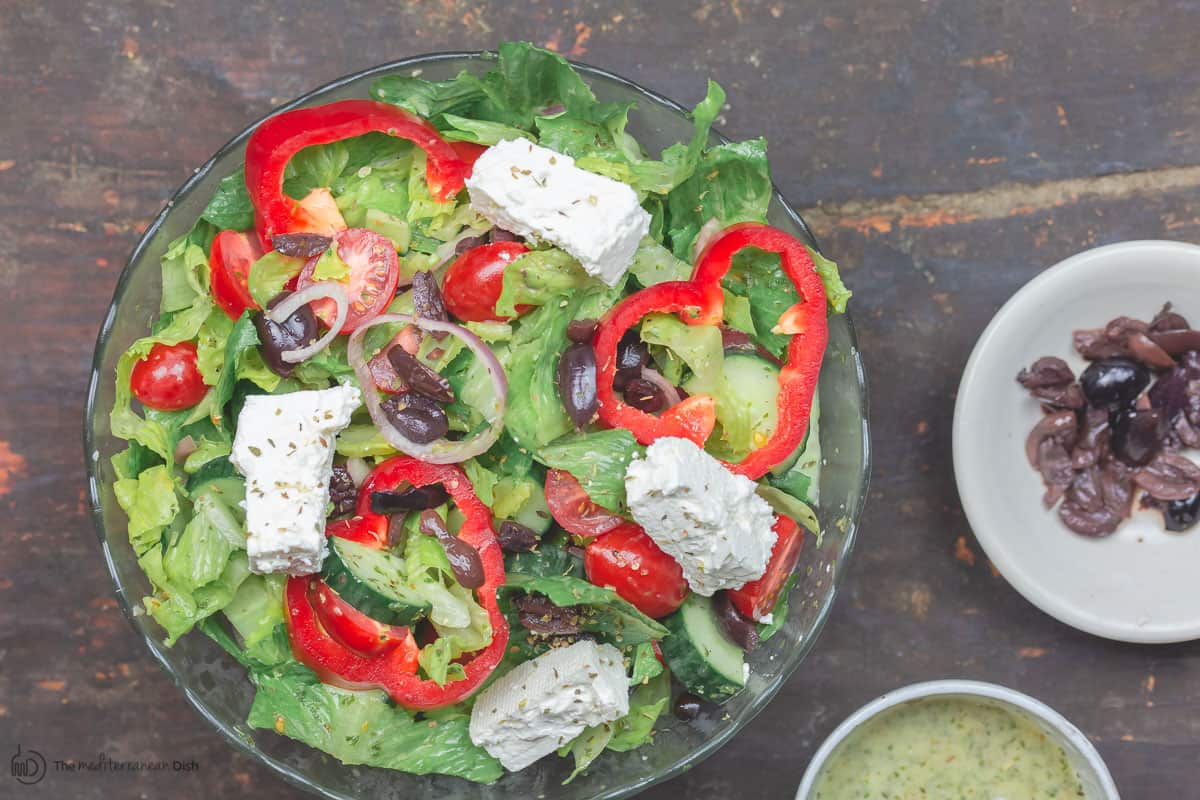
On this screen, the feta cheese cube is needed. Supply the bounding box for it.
[625,437,777,596]
[230,385,360,575]
[468,640,630,772]
[465,137,651,286]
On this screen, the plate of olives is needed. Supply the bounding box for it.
[954,240,1200,643]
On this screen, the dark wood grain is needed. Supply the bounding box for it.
[2,1,1199,798]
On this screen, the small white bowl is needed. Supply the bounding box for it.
[795,680,1120,800]
[953,240,1200,643]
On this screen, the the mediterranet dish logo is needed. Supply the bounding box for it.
[11,746,47,785]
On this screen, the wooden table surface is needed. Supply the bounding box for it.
[3,1,1198,797]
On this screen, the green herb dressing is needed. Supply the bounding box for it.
[811,697,1085,799]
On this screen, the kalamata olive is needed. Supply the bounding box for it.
[253,293,319,378]
[1161,494,1200,532]
[419,509,485,589]
[496,520,540,553]
[1024,409,1078,467]
[489,227,522,244]
[387,347,455,403]
[329,464,357,516]
[370,483,449,514]
[713,592,759,652]
[1058,500,1122,537]
[1014,357,1082,409]
[1150,303,1190,334]
[616,330,649,372]
[673,692,703,721]
[1149,329,1200,356]
[623,377,667,413]
[411,270,449,330]
[454,233,489,255]
[1111,408,1163,467]
[566,318,599,343]
[381,394,448,444]
[271,232,332,258]
[1128,333,1176,369]
[1133,452,1200,501]
[557,341,598,429]
[387,513,408,548]
[1079,357,1150,408]
[513,594,582,635]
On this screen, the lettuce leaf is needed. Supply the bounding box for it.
[607,669,670,752]
[666,138,772,260]
[501,574,668,647]
[247,661,502,782]
[113,464,179,557]
[495,248,594,317]
[201,170,254,232]
[536,429,644,512]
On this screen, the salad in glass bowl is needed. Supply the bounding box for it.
[94,42,855,788]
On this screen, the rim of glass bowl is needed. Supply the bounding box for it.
[84,50,872,800]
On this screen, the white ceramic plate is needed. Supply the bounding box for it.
[954,240,1200,643]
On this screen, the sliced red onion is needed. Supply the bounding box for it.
[267,282,349,363]
[691,218,725,262]
[640,365,683,409]
[348,313,508,463]
[345,457,372,487]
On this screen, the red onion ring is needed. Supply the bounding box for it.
[267,282,349,363]
[347,313,508,463]
[690,218,725,263]
[639,365,683,409]
[345,457,371,487]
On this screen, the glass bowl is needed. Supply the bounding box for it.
[84,52,871,800]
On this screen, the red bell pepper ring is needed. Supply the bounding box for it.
[285,457,509,710]
[594,222,828,479]
[244,99,471,244]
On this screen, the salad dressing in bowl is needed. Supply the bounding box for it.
[810,697,1084,799]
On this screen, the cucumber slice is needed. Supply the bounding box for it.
[185,457,238,493]
[685,352,780,462]
[320,538,429,625]
[494,476,554,534]
[660,594,746,703]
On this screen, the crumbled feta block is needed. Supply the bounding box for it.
[625,437,777,596]
[465,137,651,286]
[230,385,360,575]
[468,640,630,772]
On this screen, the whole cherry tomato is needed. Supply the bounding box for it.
[442,242,531,323]
[585,523,688,619]
[130,341,208,411]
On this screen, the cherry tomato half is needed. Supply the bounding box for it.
[292,187,348,236]
[296,227,400,333]
[209,229,264,320]
[544,469,625,540]
[442,241,531,323]
[585,523,688,619]
[130,341,208,411]
[727,516,804,621]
